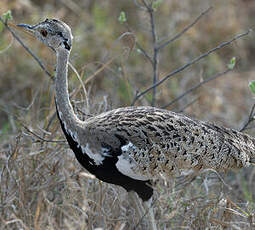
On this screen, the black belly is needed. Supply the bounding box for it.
[56,107,153,201]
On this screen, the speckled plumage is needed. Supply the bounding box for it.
[18,19,255,202]
[84,106,255,176]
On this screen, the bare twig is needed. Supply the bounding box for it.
[177,97,200,113]
[147,4,159,107]
[130,6,212,107]
[0,105,64,143]
[157,6,213,51]
[239,102,255,132]
[136,42,153,64]
[133,1,159,106]
[22,124,65,143]
[141,0,149,8]
[162,68,233,109]
[0,17,54,79]
[131,29,251,105]
[84,57,116,85]
[134,0,147,10]
[68,61,90,112]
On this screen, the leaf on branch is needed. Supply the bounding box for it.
[249,80,255,95]
[152,0,163,11]
[118,11,127,24]
[2,10,13,23]
[227,56,236,70]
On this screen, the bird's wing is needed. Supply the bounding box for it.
[84,106,254,178]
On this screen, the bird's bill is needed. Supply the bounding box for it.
[8,22,36,39]
[16,23,35,35]
[8,22,33,31]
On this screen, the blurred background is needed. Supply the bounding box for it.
[1,0,255,229]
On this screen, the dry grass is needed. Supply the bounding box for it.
[1,1,255,229]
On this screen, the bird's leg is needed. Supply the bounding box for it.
[128,191,147,229]
[128,191,145,217]
[143,198,157,230]
[128,192,157,230]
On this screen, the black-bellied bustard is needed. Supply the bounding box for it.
[16,19,255,230]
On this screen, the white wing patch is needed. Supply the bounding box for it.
[116,142,149,181]
[81,143,105,165]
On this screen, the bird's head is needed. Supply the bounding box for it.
[17,19,73,52]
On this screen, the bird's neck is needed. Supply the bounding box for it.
[55,49,82,130]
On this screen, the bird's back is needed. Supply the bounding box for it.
[82,106,255,180]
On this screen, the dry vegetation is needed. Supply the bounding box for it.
[1,0,255,229]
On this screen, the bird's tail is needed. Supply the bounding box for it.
[233,130,255,166]
[206,122,255,168]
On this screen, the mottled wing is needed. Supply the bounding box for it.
[86,106,254,179]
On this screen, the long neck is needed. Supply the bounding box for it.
[55,48,81,129]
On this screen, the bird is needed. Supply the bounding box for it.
[17,19,255,228]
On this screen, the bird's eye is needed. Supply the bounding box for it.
[40,29,48,37]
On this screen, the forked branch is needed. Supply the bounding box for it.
[131,29,252,105]
[157,6,213,51]
[162,68,233,109]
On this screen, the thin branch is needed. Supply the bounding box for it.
[147,4,159,107]
[162,68,232,109]
[141,0,149,8]
[68,61,90,112]
[240,125,255,131]
[157,6,213,51]
[84,57,116,85]
[12,89,39,111]
[22,124,65,143]
[136,42,153,64]
[137,1,159,106]
[134,0,147,10]
[44,112,57,133]
[239,102,255,132]
[0,17,54,80]
[131,29,252,105]
[177,97,199,113]
[0,105,64,143]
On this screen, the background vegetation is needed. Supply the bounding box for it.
[1,0,255,229]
